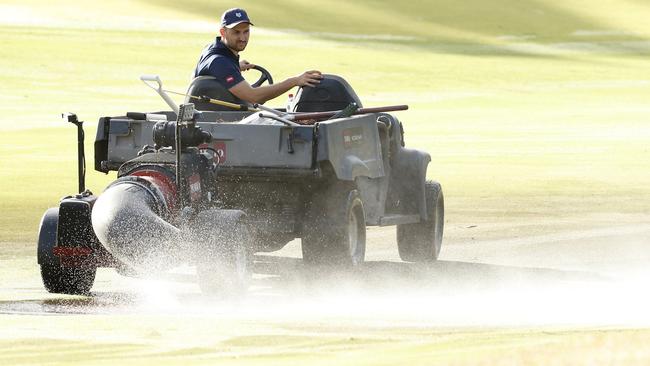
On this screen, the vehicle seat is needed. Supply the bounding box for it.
[185,76,245,111]
[291,74,363,112]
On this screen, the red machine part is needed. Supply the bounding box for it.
[131,169,179,212]
[51,168,180,268]
[199,141,227,164]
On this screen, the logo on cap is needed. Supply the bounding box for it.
[221,8,253,28]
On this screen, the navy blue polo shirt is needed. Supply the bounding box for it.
[194,37,244,89]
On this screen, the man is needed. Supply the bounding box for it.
[194,8,322,105]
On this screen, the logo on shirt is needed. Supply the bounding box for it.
[226,76,235,83]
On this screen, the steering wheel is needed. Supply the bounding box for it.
[250,65,274,87]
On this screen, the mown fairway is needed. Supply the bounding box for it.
[1,0,649,364]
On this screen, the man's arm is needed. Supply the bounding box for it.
[229,70,322,104]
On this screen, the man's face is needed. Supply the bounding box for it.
[220,23,250,53]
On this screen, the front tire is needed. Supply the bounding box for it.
[397,181,444,262]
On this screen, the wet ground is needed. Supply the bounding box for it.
[3,215,650,321]
[1,215,650,365]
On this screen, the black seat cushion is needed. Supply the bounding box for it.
[292,74,363,112]
[186,77,245,111]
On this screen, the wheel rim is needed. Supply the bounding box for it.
[347,201,366,266]
[234,244,248,282]
[348,209,359,261]
[433,193,444,257]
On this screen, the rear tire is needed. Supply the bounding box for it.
[302,185,366,267]
[397,181,444,262]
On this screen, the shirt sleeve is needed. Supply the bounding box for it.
[208,57,245,89]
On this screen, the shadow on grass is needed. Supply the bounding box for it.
[0,254,607,316]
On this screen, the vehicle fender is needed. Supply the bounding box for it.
[391,147,431,219]
[339,155,372,180]
[37,207,59,265]
[316,115,385,181]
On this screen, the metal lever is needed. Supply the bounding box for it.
[258,113,300,126]
[140,75,179,115]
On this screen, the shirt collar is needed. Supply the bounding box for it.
[215,37,239,61]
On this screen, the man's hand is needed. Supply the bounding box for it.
[294,70,323,87]
[230,69,324,104]
[239,60,255,72]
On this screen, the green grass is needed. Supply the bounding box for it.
[1,3,650,364]
[146,0,650,44]
[1,315,649,366]
[1,0,649,244]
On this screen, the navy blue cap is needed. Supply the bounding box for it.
[220,8,253,28]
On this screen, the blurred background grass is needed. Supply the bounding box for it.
[0,0,649,244]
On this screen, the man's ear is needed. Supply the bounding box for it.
[219,27,226,38]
